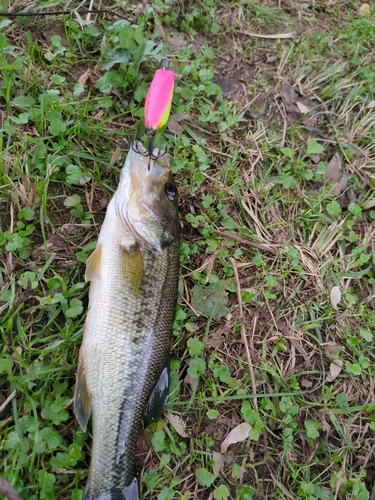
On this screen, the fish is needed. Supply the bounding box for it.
[73,142,180,500]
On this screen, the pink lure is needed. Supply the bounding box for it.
[144,68,174,132]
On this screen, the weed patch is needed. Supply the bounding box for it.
[1,1,375,499]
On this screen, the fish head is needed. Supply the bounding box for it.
[115,142,179,252]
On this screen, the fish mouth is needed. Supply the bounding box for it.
[131,137,167,170]
[131,140,167,170]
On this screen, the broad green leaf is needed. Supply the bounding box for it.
[307,140,325,155]
[207,409,219,420]
[326,200,341,217]
[0,355,13,374]
[187,358,206,379]
[187,338,204,357]
[280,147,294,159]
[142,470,159,489]
[336,392,349,409]
[95,71,124,92]
[74,83,85,96]
[3,431,21,450]
[360,329,373,342]
[305,419,320,439]
[191,282,229,320]
[49,119,66,136]
[65,298,84,319]
[12,96,36,108]
[248,419,264,441]
[197,467,215,487]
[214,485,230,500]
[157,488,174,500]
[345,361,362,376]
[151,430,165,452]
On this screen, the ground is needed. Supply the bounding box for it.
[1,0,375,499]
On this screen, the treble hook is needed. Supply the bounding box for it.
[131,136,167,170]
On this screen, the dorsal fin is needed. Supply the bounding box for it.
[120,246,144,297]
[85,245,102,282]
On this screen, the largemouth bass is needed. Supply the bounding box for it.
[74,143,179,499]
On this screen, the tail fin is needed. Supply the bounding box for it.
[83,477,140,500]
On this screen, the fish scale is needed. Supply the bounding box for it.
[74,145,179,499]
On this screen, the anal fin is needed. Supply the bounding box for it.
[73,358,92,432]
[122,477,140,500]
[143,365,169,428]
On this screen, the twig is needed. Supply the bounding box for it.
[274,97,287,147]
[250,311,258,406]
[359,440,375,485]
[238,31,295,39]
[230,258,258,411]
[178,292,201,317]
[269,473,294,500]
[0,476,23,500]
[0,390,17,414]
[213,229,281,255]
[0,9,125,18]
[86,0,95,22]
[335,137,372,188]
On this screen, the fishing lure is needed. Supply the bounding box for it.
[134,59,174,166]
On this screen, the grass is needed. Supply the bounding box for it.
[1,0,375,499]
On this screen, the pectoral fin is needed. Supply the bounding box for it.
[143,365,169,427]
[85,245,102,282]
[73,359,92,432]
[120,246,144,297]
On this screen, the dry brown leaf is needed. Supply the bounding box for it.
[330,172,350,196]
[265,54,277,63]
[300,377,313,389]
[362,198,375,210]
[212,451,225,478]
[164,412,188,437]
[206,321,233,349]
[47,233,68,248]
[220,422,251,453]
[324,343,340,358]
[295,101,311,114]
[279,84,298,106]
[330,286,341,310]
[184,373,196,391]
[78,68,92,86]
[326,359,343,382]
[109,146,122,166]
[325,156,341,182]
[167,32,189,49]
[167,114,189,135]
[359,3,370,16]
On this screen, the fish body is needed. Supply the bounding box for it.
[74,144,179,500]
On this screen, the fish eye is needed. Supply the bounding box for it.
[165,182,177,201]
